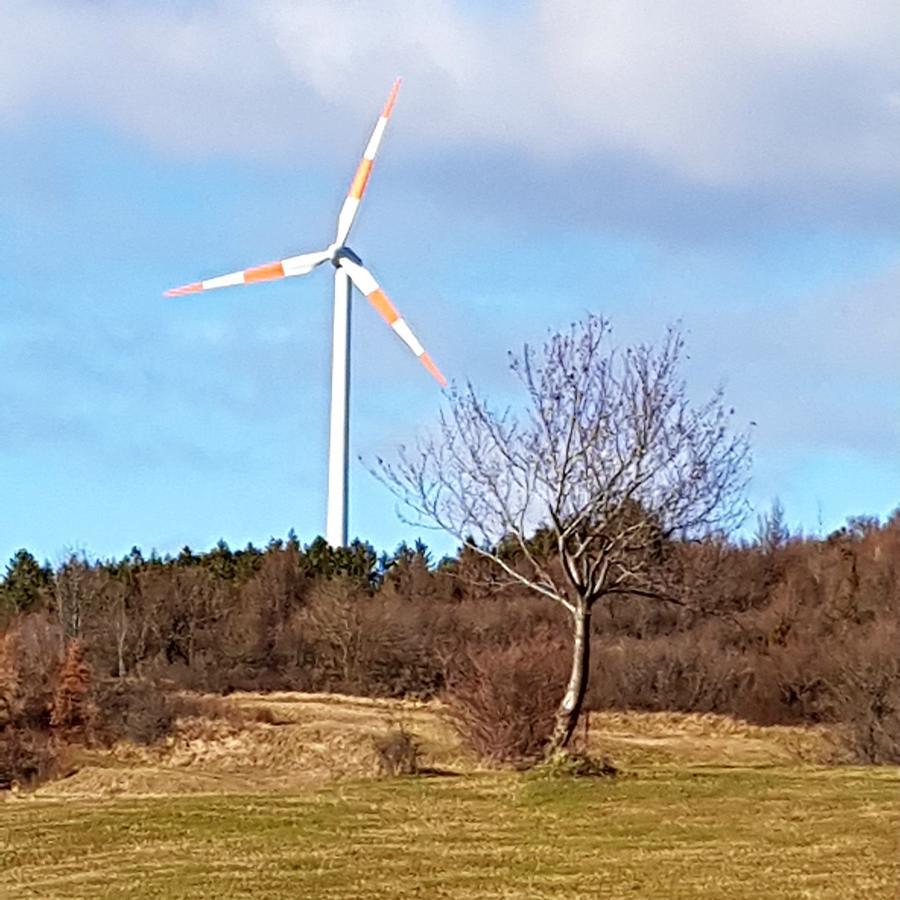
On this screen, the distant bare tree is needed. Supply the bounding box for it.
[376,316,751,752]
[53,551,99,650]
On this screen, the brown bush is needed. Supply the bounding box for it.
[93,679,179,746]
[810,632,900,764]
[277,583,443,698]
[443,633,568,763]
[0,613,63,729]
[0,728,58,790]
[0,617,66,790]
[588,631,766,721]
[841,672,900,764]
[50,640,97,737]
[91,681,255,746]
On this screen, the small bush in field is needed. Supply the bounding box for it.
[443,636,567,763]
[373,726,420,776]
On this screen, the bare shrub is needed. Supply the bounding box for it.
[444,634,568,763]
[373,726,419,776]
[0,618,68,790]
[92,681,256,747]
[840,671,900,764]
[820,635,900,764]
[355,597,443,699]
[0,728,58,790]
[292,577,366,692]
[281,581,443,698]
[93,679,179,746]
[170,692,257,729]
[589,632,761,719]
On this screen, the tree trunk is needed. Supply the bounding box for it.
[115,603,128,678]
[546,604,591,754]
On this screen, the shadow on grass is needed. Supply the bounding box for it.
[414,766,461,778]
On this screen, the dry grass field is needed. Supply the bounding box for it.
[2,693,898,899]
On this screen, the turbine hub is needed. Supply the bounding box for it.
[332,246,363,268]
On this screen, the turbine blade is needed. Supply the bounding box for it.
[337,256,447,388]
[334,79,401,247]
[164,250,330,297]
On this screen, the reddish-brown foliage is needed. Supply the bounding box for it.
[50,640,96,736]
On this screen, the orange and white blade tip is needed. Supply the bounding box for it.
[164,259,293,297]
[335,256,446,389]
[348,79,401,201]
[164,281,203,297]
[383,77,401,118]
[173,250,331,297]
[334,78,403,246]
[419,352,448,389]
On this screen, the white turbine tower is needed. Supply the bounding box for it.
[165,80,446,547]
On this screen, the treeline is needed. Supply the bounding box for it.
[2,508,900,762]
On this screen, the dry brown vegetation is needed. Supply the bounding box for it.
[12,691,850,799]
[25,692,457,797]
[1,507,900,785]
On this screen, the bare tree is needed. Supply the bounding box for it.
[54,552,91,649]
[376,316,751,752]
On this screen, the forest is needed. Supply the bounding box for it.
[2,501,899,785]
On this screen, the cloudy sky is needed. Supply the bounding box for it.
[2,0,899,564]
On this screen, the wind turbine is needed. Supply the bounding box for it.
[165,79,446,547]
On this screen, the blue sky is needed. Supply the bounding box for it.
[2,0,900,565]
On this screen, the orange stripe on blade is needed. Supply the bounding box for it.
[244,261,285,284]
[382,78,401,118]
[164,282,203,297]
[367,288,400,325]
[419,352,447,388]
[349,158,373,199]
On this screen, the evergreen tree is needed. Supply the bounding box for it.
[1,549,51,614]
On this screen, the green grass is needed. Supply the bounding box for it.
[3,768,899,899]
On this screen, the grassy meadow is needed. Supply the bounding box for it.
[1,695,898,898]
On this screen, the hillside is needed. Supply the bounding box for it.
[25,691,849,798]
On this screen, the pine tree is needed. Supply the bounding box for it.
[1,550,51,614]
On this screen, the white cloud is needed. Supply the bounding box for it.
[4,0,900,195]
